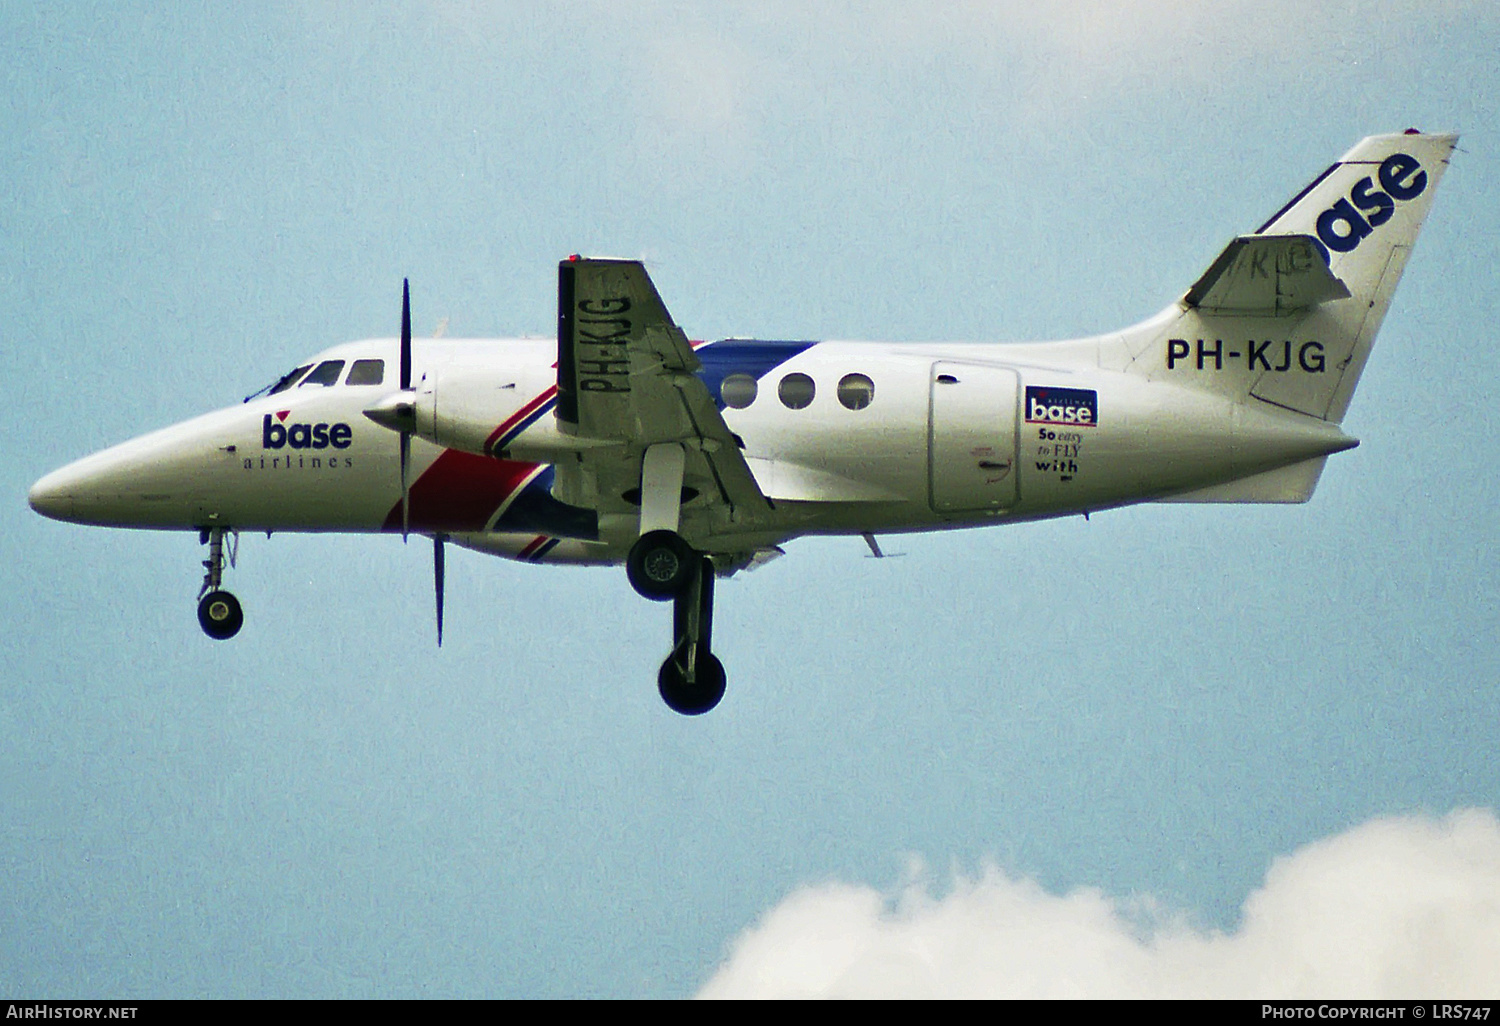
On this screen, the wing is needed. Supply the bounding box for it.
[553,257,774,537]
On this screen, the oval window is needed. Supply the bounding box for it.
[837,373,875,410]
[778,372,815,410]
[720,373,758,409]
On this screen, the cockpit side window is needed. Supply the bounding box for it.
[299,360,346,387]
[345,359,385,386]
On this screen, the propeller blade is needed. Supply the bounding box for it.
[434,534,446,647]
[399,431,410,542]
[398,278,413,542]
[400,278,412,391]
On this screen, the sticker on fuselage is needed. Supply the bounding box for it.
[1025,386,1097,427]
[1025,386,1096,483]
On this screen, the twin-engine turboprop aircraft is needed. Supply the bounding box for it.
[30,131,1455,714]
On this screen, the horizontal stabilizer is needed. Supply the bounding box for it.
[1184,235,1350,317]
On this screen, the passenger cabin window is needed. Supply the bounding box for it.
[837,373,875,410]
[299,360,345,387]
[346,359,385,386]
[778,372,815,410]
[720,373,758,409]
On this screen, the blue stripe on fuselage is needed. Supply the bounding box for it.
[492,464,599,540]
[491,394,556,453]
[695,339,818,409]
[484,341,814,538]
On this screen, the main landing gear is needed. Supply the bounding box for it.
[626,443,727,715]
[196,526,243,640]
[628,533,725,716]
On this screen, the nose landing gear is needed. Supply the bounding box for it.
[196,527,243,640]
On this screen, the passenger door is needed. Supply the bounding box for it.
[928,362,1018,512]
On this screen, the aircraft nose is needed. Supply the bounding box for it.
[28,466,77,521]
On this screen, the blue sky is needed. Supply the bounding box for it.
[4,1,1498,997]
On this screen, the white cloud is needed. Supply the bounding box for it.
[698,809,1500,998]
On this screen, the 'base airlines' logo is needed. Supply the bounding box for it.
[1026,386,1098,427]
[1315,152,1427,255]
[262,411,353,450]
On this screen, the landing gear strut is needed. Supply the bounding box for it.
[656,554,725,716]
[197,527,243,640]
[627,443,726,714]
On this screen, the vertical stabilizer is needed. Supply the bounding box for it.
[1123,131,1456,424]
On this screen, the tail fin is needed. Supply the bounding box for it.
[1123,131,1456,423]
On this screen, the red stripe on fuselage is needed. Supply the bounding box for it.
[382,450,540,533]
[485,384,558,455]
[518,534,550,559]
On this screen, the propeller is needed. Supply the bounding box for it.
[363,280,447,647]
[362,279,416,540]
[399,278,412,541]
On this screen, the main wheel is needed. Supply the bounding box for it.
[627,530,697,600]
[658,648,726,716]
[197,590,243,640]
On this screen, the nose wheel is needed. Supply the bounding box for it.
[198,590,243,640]
[196,527,243,640]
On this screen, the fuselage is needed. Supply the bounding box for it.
[29,330,1355,566]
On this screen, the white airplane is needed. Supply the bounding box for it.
[30,131,1455,715]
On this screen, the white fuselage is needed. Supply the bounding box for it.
[29,330,1356,566]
